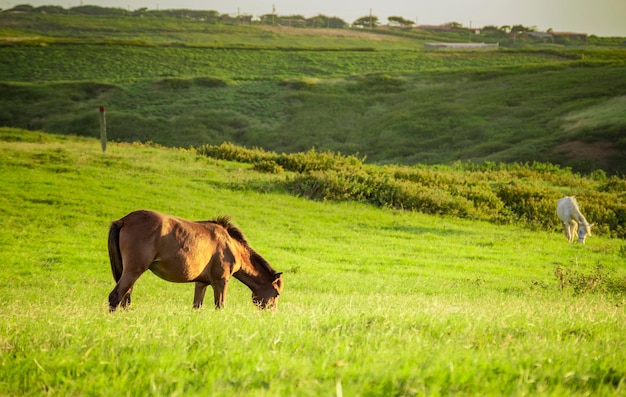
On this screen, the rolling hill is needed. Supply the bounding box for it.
[1,8,625,174]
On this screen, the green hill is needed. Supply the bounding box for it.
[1,9,625,174]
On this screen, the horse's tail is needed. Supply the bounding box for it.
[108,220,124,282]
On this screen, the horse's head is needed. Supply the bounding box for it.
[577,223,594,243]
[252,272,283,310]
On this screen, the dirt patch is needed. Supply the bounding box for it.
[554,140,617,162]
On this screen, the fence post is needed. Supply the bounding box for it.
[99,105,107,153]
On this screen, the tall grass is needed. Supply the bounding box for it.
[1,128,625,395]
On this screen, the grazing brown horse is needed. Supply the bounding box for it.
[107,210,283,312]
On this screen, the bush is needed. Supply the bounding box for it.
[196,142,271,163]
[253,160,284,174]
[196,143,364,173]
[495,182,561,229]
[555,264,626,296]
[197,142,626,238]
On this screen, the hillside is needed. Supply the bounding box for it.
[1,9,625,174]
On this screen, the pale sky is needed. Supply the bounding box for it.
[8,0,626,37]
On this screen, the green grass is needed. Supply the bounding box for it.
[2,61,625,174]
[0,45,575,82]
[561,95,626,136]
[0,12,419,50]
[1,128,625,395]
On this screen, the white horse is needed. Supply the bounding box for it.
[557,196,593,243]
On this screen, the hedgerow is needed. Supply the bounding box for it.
[197,142,626,238]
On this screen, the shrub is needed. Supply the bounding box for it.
[555,264,626,296]
[494,182,560,229]
[196,142,271,163]
[275,149,363,173]
[253,160,284,174]
[197,143,626,238]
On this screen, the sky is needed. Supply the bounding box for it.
[6,0,626,37]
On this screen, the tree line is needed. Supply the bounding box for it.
[3,4,544,33]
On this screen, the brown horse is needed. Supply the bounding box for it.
[107,210,283,312]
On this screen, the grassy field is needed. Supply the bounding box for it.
[1,52,625,173]
[1,12,626,394]
[1,11,625,174]
[1,128,625,396]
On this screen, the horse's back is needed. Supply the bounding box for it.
[557,196,578,222]
[118,209,221,248]
[117,210,231,282]
[118,209,165,230]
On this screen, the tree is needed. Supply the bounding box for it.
[388,16,414,26]
[306,14,348,28]
[352,15,379,28]
[481,25,505,37]
[444,21,463,29]
[510,24,535,35]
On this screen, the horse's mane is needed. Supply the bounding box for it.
[208,216,277,275]
[209,215,248,245]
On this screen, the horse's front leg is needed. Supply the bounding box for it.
[570,222,579,243]
[193,282,209,309]
[212,278,229,309]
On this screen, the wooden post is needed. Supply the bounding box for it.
[99,105,107,153]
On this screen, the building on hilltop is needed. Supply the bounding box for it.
[424,42,499,50]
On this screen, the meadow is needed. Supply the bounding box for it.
[1,9,626,395]
[1,128,625,396]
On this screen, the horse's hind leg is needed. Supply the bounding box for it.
[193,282,209,309]
[563,222,575,243]
[109,270,144,312]
[562,223,571,242]
[120,286,133,308]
